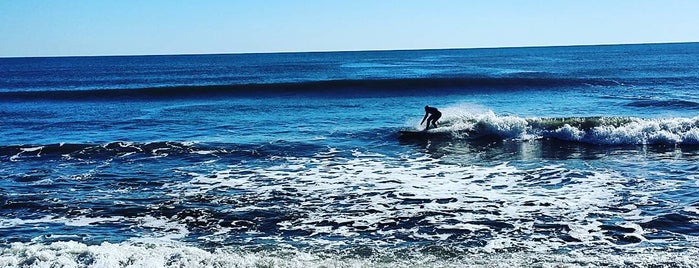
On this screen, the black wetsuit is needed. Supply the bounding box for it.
[422,107,442,129]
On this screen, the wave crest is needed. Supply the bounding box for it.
[415,108,699,145]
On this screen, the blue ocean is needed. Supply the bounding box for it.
[1,43,699,267]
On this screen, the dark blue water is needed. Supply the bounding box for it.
[2,43,699,267]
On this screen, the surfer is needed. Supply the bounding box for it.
[420,105,441,130]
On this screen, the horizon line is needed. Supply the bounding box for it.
[1,40,698,59]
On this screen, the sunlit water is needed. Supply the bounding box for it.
[1,43,699,267]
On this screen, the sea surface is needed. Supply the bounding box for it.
[1,43,699,267]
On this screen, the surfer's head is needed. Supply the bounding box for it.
[424,105,429,111]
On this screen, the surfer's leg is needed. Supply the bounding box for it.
[426,115,437,130]
[424,116,433,130]
[432,113,441,128]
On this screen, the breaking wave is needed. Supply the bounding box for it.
[407,108,699,145]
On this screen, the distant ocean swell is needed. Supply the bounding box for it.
[625,99,699,109]
[0,77,619,100]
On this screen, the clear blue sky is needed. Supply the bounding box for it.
[1,0,698,57]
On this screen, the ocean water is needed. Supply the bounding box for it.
[1,43,699,267]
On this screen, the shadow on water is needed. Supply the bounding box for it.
[398,134,699,164]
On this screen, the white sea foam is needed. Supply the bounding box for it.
[171,148,673,253]
[0,241,697,268]
[129,216,190,243]
[3,133,694,264]
[0,215,189,245]
[9,146,44,161]
[0,216,55,229]
[64,216,124,227]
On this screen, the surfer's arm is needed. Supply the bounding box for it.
[420,113,428,125]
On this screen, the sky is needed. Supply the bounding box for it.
[1,0,698,57]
